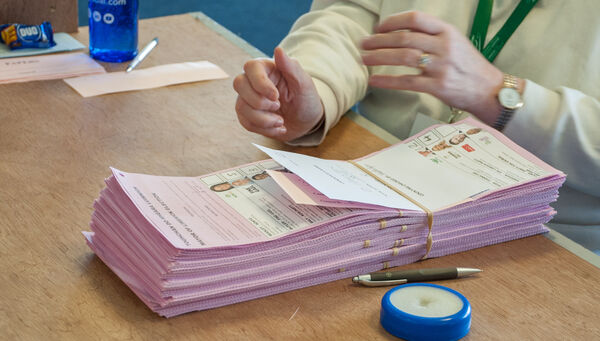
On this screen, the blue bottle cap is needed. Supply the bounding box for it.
[380,283,471,341]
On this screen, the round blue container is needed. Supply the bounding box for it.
[380,283,471,341]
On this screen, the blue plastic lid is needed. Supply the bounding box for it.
[380,283,471,341]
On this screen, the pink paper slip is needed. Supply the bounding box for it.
[64,60,228,97]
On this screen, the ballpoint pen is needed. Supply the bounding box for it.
[126,37,159,72]
[352,267,481,287]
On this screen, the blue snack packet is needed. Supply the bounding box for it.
[0,22,56,50]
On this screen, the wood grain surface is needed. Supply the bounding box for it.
[0,0,78,33]
[0,14,599,341]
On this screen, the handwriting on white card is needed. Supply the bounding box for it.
[0,52,105,84]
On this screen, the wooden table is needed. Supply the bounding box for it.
[1,14,599,340]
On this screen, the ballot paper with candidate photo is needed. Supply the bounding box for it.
[257,117,556,212]
[107,162,358,249]
[84,117,565,317]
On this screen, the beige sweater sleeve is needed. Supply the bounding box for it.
[282,0,381,146]
[504,80,600,197]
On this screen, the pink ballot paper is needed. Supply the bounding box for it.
[0,52,105,84]
[64,61,228,97]
[84,117,565,317]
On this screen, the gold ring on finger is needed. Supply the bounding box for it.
[417,53,432,70]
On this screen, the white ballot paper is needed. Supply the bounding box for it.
[0,52,105,84]
[255,121,553,211]
[254,144,421,210]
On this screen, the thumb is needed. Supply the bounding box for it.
[273,47,305,87]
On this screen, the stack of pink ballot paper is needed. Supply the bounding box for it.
[84,118,565,317]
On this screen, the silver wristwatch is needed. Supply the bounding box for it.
[493,74,523,131]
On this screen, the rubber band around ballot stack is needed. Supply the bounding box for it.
[348,160,435,260]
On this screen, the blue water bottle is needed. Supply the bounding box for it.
[88,0,139,62]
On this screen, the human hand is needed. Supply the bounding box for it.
[361,11,509,125]
[233,47,324,141]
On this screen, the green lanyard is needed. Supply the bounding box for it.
[469,0,538,62]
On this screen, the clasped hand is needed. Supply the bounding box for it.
[233,47,324,141]
[361,11,504,124]
[233,11,505,141]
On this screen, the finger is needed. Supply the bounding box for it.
[362,48,423,68]
[236,103,287,139]
[237,112,288,139]
[361,31,442,55]
[233,75,281,111]
[377,11,447,35]
[273,47,305,89]
[236,97,285,131]
[368,74,435,93]
[243,60,279,101]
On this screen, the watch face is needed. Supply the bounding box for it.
[498,88,523,110]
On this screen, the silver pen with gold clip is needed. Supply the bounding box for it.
[352,267,481,287]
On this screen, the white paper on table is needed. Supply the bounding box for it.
[0,52,105,84]
[64,61,229,97]
[254,144,421,210]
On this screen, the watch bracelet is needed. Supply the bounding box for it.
[493,74,520,131]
